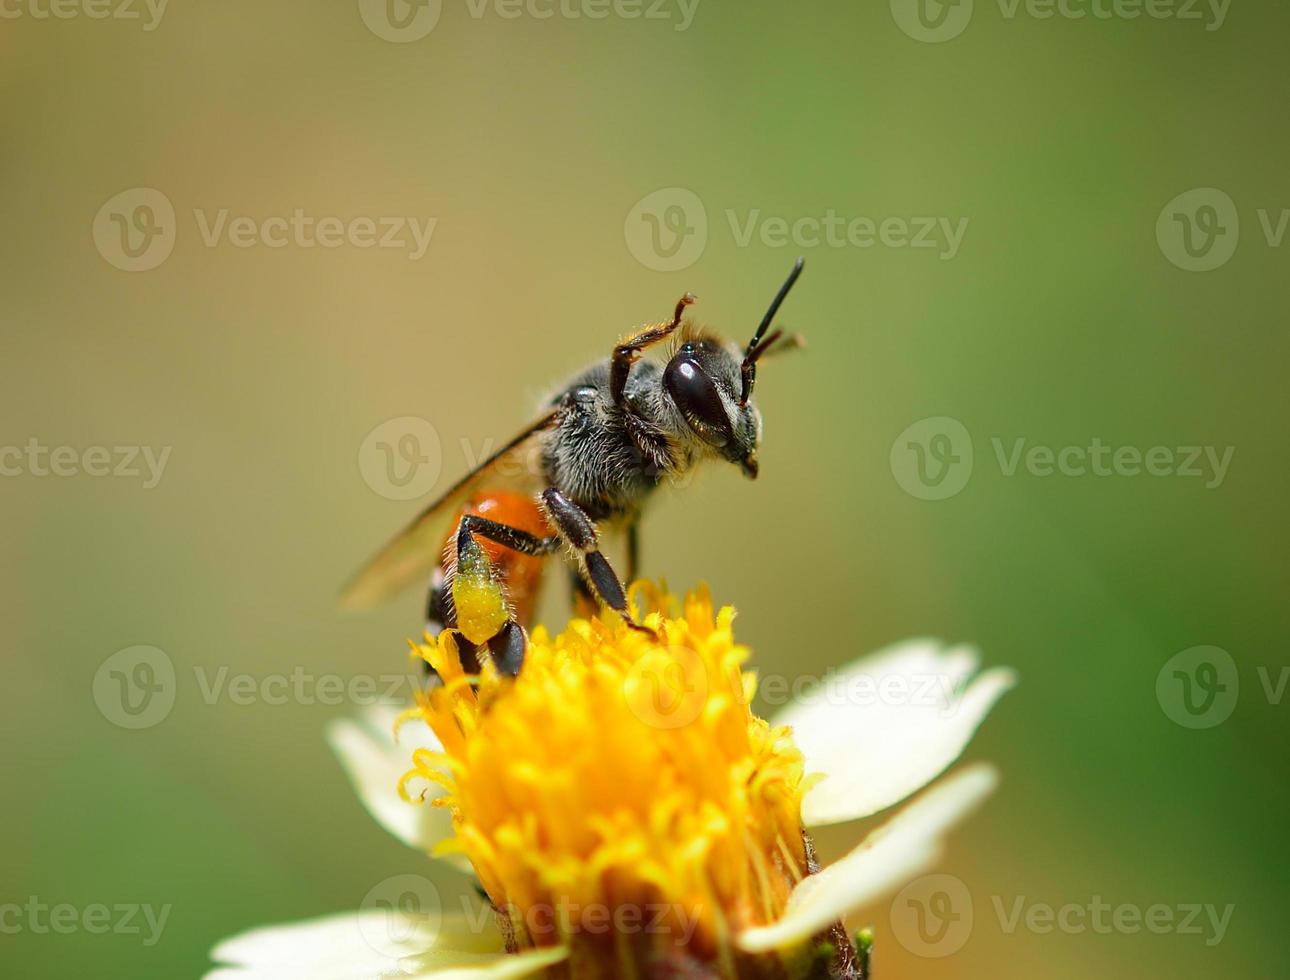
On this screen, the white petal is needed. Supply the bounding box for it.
[327,705,469,869]
[205,909,566,979]
[737,764,997,954]
[772,638,1015,825]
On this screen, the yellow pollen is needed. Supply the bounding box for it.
[399,584,811,961]
[451,547,510,646]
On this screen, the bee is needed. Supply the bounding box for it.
[341,258,806,675]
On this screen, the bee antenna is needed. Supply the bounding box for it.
[740,256,804,406]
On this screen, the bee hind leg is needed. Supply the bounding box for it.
[485,620,527,677]
[453,514,558,676]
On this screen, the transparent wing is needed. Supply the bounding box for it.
[339,408,559,609]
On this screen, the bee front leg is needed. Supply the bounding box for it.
[609,292,695,408]
[540,489,654,636]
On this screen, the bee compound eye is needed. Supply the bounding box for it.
[664,356,733,449]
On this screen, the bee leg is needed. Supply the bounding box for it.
[540,489,654,637]
[625,517,641,584]
[453,515,558,676]
[486,620,527,677]
[609,292,695,408]
[568,568,598,619]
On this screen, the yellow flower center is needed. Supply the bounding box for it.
[399,584,813,969]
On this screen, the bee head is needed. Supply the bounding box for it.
[662,258,804,480]
[663,337,762,477]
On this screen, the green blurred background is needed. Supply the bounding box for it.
[3,1,1287,976]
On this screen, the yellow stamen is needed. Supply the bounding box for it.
[404,584,813,969]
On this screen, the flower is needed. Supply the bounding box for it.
[206,585,1014,980]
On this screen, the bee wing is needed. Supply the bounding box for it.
[339,407,560,609]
